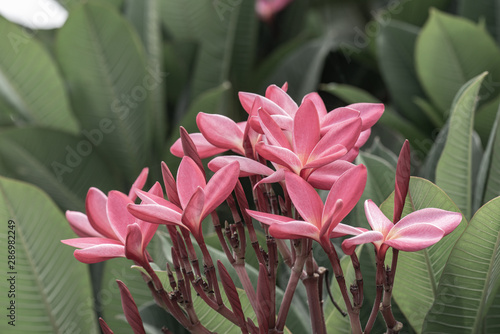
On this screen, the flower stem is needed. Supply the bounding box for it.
[324,244,362,334]
[275,239,308,331]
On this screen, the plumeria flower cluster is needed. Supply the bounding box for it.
[62,84,462,334]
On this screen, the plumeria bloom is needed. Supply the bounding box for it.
[209,84,382,189]
[61,169,160,264]
[341,141,462,258]
[246,164,367,249]
[341,199,462,258]
[256,0,294,21]
[127,157,240,243]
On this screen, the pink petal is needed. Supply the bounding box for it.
[73,244,125,263]
[125,223,145,263]
[302,92,327,118]
[302,145,347,169]
[135,189,183,215]
[320,107,360,136]
[323,164,367,232]
[170,133,227,159]
[317,117,362,153]
[306,160,355,190]
[293,99,320,164]
[177,157,206,209]
[347,103,384,131]
[182,187,205,240]
[285,172,323,228]
[364,200,393,236]
[128,168,149,201]
[117,280,146,334]
[65,211,103,238]
[147,182,163,198]
[246,209,296,225]
[330,223,366,238]
[389,209,462,237]
[61,237,123,248]
[86,187,117,239]
[197,113,245,154]
[239,92,288,117]
[258,109,292,149]
[341,231,384,255]
[127,203,183,225]
[254,169,286,188]
[265,84,298,116]
[394,140,411,222]
[161,161,181,207]
[385,223,445,252]
[353,129,371,149]
[268,221,320,241]
[203,161,240,216]
[208,156,274,177]
[256,142,302,174]
[107,191,135,243]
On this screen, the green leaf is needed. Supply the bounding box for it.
[423,196,500,333]
[415,9,500,112]
[482,104,500,203]
[161,0,257,99]
[380,177,467,333]
[124,0,166,158]
[475,94,500,145]
[0,16,79,133]
[264,32,337,102]
[56,2,158,182]
[435,72,487,220]
[377,20,431,129]
[0,176,98,333]
[384,0,450,26]
[458,0,500,42]
[0,127,118,211]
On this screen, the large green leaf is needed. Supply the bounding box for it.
[377,20,431,129]
[415,9,500,112]
[0,16,78,133]
[385,0,450,26]
[423,196,500,333]
[161,0,257,99]
[435,72,487,220]
[56,2,156,181]
[458,0,500,42]
[481,104,500,204]
[380,177,467,333]
[0,127,118,211]
[124,0,165,158]
[0,176,98,333]
[264,32,336,102]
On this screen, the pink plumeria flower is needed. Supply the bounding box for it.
[61,169,160,264]
[256,0,294,21]
[246,164,367,249]
[127,157,240,243]
[342,200,462,258]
